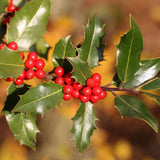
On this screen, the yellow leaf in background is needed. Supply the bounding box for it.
[113,139,132,160]
[0,138,28,160]
[44,16,76,47]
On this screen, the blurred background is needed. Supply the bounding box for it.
[1,0,160,159]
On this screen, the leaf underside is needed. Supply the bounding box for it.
[71,102,97,152]
[115,95,158,133]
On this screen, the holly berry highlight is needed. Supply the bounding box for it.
[54,66,107,104]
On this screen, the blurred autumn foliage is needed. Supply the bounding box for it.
[1,0,160,159]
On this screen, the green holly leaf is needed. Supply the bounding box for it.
[0,0,8,15]
[0,46,24,79]
[115,95,158,133]
[141,78,160,90]
[71,102,97,152]
[3,83,29,112]
[78,15,105,69]
[6,0,51,51]
[4,112,39,150]
[116,16,143,82]
[52,36,76,71]
[36,37,50,59]
[143,92,160,105]
[12,0,24,6]
[13,82,63,115]
[67,56,91,85]
[123,58,160,89]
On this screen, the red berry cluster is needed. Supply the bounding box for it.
[3,0,20,26]
[54,66,107,103]
[3,41,45,85]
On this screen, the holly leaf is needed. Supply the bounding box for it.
[4,111,39,150]
[13,82,63,115]
[6,0,51,51]
[123,58,160,89]
[78,15,105,69]
[36,37,50,59]
[52,36,76,71]
[116,16,143,82]
[141,78,160,90]
[0,46,24,79]
[115,95,158,133]
[143,92,160,105]
[71,102,97,152]
[0,0,8,15]
[67,56,91,85]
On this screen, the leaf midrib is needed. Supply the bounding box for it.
[0,62,24,67]
[123,30,134,82]
[16,88,62,111]
[117,96,149,121]
[15,0,44,42]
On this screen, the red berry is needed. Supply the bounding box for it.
[63,84,73,94]
[19,52,25,60]
[63,94,71,101]
[82,87,92,96]
[73,82,83,90]
[14,78,23,85]
[35,69,45,79]
[64,72,72,78]
[92,86,103,96]
[55,77,64,86]
[91,73,101,83]
[8,41,18,50]
[80,95,90,103]
[90,95,100,103]
[54,66,64,77]
[25,69,35,80]
[5,77,13,82]
[27,52,38,61]
[18,70,25,79]
[0,44,4,50]
[64,76,75,84]
[86,78,95,88]
[71,90,80,99]
[95,81,101,87]
[25,59,35,69]
[35,59,45,69]
[99,90,107,99]
[7,4,16,12]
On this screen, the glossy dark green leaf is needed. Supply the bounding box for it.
[36,37,50,59]
[71,102,97,152]
[78,15,105,69]
[13,82,63,115]
[116,16,143,82]
[141,78,160,90]
[67,56,91,85]
[6,0,51,51]
[5,112,39,150]
[123,58,160,89]
[0,46,24,79]
[52,36,76,71]
[0,0,8,15]
[115,95,158,132]
[143,92,160,105]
